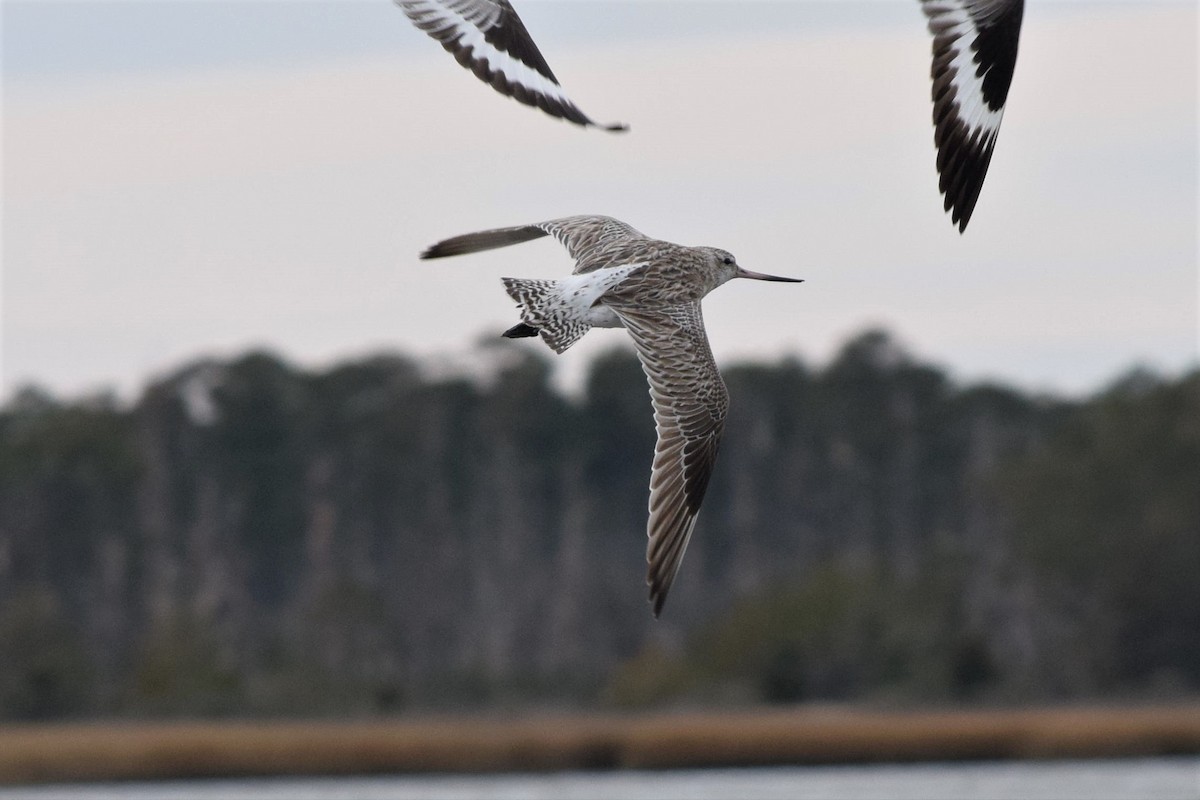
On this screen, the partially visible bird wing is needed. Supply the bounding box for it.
[608,301,728,617]
[921,0,1024,232]
[420,222,551,259]
[420,215,648,273]
[395,0,627,131]
[539,216,650,274]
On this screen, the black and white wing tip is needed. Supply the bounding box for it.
[396,0,628,132]
[921,0,1024,232]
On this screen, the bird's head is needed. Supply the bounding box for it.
[704,247,805,288]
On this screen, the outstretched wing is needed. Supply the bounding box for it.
[396,0,627,131]
[609,302,728,617]
[420,215,648,274]
[921,0,1024,232]
[539,216,650,273]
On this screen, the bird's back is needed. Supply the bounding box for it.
[596,245,714,308]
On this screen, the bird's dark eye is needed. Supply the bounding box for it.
[722,256,733,265]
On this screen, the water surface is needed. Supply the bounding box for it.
[2,758,1198,800]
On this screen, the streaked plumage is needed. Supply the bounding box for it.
[395,0,627,132]
[921,0,1025,231]
[421,215,803,616]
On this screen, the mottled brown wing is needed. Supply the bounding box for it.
[609,302,728,617]
[537,216,650,274]
[420,215,648,272]
[395,0,626,131]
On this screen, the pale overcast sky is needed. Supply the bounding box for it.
[2,0,1197,402]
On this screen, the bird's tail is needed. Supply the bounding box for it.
[501,278,589,354]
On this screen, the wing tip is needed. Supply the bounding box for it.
[940,193,976,234]
[421,238,481,259]
[649,586,667,618]
[932,125,994,234]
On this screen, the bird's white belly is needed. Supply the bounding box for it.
[557,263,644,329]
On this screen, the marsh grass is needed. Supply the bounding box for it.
[2,705,1198,784]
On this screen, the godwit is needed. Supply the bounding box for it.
[394,0,627,132]
[421,215,803,616]
[920,0,1025,231]
[396,1,1024,227]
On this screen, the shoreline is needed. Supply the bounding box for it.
[2,704,1198,785]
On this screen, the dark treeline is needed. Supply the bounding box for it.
[1,330,1197,720]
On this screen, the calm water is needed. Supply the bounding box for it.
[1,759,1197,800]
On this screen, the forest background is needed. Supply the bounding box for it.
[2,330,1196,721]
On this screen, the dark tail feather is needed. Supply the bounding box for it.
[501,276,588,354]
[503,322,539,339]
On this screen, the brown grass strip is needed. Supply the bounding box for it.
[1,705,1198,784]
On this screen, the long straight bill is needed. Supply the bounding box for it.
[736,268,804,283]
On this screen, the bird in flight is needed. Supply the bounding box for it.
[397,1,1025,227]
[420,215,803,616]
[395,0,627,132]
[920,0,1025,231]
